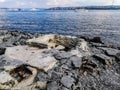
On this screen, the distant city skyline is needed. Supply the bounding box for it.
[0,0,120,8]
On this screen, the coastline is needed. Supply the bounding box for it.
[0,30,120,90]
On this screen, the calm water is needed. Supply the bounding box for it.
[0,10,120,45]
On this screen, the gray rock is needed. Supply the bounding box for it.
[5,46,57,72]
[70,56,82,68]
[61,76,75,88]
[94,54,113,65]
[99,47,120,56]
[47,81,59,90]
[60,87,69,90]
[54,51,72,60]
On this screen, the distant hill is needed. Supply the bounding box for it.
[47,6,120,10]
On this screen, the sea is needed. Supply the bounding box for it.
[0,9,120,45]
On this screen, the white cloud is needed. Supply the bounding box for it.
[46,0,79,7]
[0,0,5,2]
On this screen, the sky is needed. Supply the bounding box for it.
[0,0,120,8]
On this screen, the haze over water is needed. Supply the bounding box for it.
[0,10,120,45]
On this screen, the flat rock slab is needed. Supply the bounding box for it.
[5,46,57,72]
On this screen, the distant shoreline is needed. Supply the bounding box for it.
[1,6,120,11]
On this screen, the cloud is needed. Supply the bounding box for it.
[0,0,5,2]
[46,0,79,7]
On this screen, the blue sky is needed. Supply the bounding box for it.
[0,0,120,8]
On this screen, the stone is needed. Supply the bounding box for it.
[0,71,17,89]
[70,56,82,68]
[27,34,78,49]
[5,46,57,72]
[90,37,102,43]
[77,39,90,52]
[47,81,58,90]
[93,54,113,65]
[60,76,75,88]
[60,87,69,90]
[11,66,37,89]
[28,42,48,49]
[54,51,72,60]
[0,47,6,55]
[99,47,120,57]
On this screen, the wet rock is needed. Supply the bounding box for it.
[70,56,82,68]
[5,46,57,72]
[90,37,102,43]
[60,76,75,88]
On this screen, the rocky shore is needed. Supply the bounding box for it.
[0,30,120,90]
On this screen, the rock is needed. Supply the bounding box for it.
[60,76,75,88]
[93,54,113,65]
[21,81,47,90]
[90,37,102,43]
[70,56,82,68]
[54,51,72,60]
[47,81,59,90]
[28,42,48,49]
[27,34,78,50]
[0,38,3,44]
[77,39,90,52]
[60,87,69,90]
[99,47,120,57]
[11,66,37,89]
[0,47,6,55]
[0,71,17,89]
[5,46,57,72]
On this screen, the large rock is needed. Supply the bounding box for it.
[99,47,120,57]
[5,46,57,72]
[27,34,78,50]
[60,76,75,88]
[0,71,17,89]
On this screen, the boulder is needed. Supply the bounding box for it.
[27,34,78,50]
[5,46,57,72]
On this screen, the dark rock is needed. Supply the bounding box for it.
[90,37,103,43]
[0,48,6,55]
[70,56,82,68]
[60,76,75,88]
